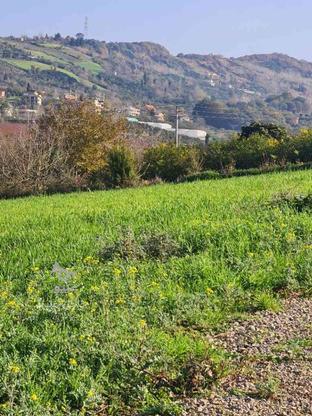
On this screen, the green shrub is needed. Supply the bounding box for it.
[182,162,312,184]
[180,170,221,183]
[203,141,235,171]
[141,232,181,261]
[271,192,312,212]
[142,144,201,182]
[105,145,138,188]
[99,227,145,261]
[293,129,312,162]
[240,122,287,141]
[203,123,312,172]
[99,228,182,262]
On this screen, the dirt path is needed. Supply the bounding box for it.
[183,297,312,416]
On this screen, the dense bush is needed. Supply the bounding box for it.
[240,122,288,141]
[104,145,137,188]
[100,228,182,261]
[0,102,126,198]
[142,143,201,182]
[180,171,221,183]
[182,162,312,183]
[203,127,312,172]
[293,129,312,162]
[36,100,126,174]
[0,131,87,198]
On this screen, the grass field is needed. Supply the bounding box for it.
[2,59,52,71]
[0,171,311,415]
[1,59,81,82]
[26,49,68,66]
[78,60,103,75]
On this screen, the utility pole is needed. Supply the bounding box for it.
[175,105,179,147]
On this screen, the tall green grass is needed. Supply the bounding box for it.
[0,171,311,415]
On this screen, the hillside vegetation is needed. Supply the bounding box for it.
[2,36,312,129]
[0,170,311,415]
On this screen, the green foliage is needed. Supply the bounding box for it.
[271,192,312,212]
[182,162,312,184]
[240,122,288,141]
[104,145,137,188]
[255,377,281,399]
[36,101,126,174]
[203,123,312,171]
[180,170,221,183]
[100,228,181,261]
[142,143,200,181]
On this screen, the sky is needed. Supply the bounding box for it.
[1,0,312,60]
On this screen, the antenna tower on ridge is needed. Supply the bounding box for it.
[84,16,89,38]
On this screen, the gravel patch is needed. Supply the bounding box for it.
[183,297,312,415]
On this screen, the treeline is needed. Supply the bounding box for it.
[0,103,311,199]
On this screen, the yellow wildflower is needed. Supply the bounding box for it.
[91,285,100,293]
[10,365,21,374]
[87,335,95,344]
[27,282,38,296]
[128,266,138,276]
[69,358,78,367]
[30,393,38,401]
[6,300,18,309]
[206,287,214,296]
[115,297,125,305]
[87,389,95,398]
[139,319,147,329]
[286,232,296,242]
[113,268,122,277]
[83,256,99,266]
[267,138,278,148]
[0,290,8,299]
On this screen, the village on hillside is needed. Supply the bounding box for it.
[0,86,208,141]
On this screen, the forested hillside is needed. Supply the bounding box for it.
[2,35,312,129]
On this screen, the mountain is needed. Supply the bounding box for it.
[1,35,312,130]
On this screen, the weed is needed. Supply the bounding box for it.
[254,377,281,399]
[271,192,312,212]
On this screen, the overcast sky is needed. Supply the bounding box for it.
[1,0,312,60]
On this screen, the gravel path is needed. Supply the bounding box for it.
[183,297,312,416]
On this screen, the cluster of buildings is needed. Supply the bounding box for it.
[63,93,105,112]
[0,87,106,122]
[0,87,43,121]
[128,104,166,122]
[0,87,206,140]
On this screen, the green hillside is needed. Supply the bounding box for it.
[2,36,312,129]
[0,170,311,414]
